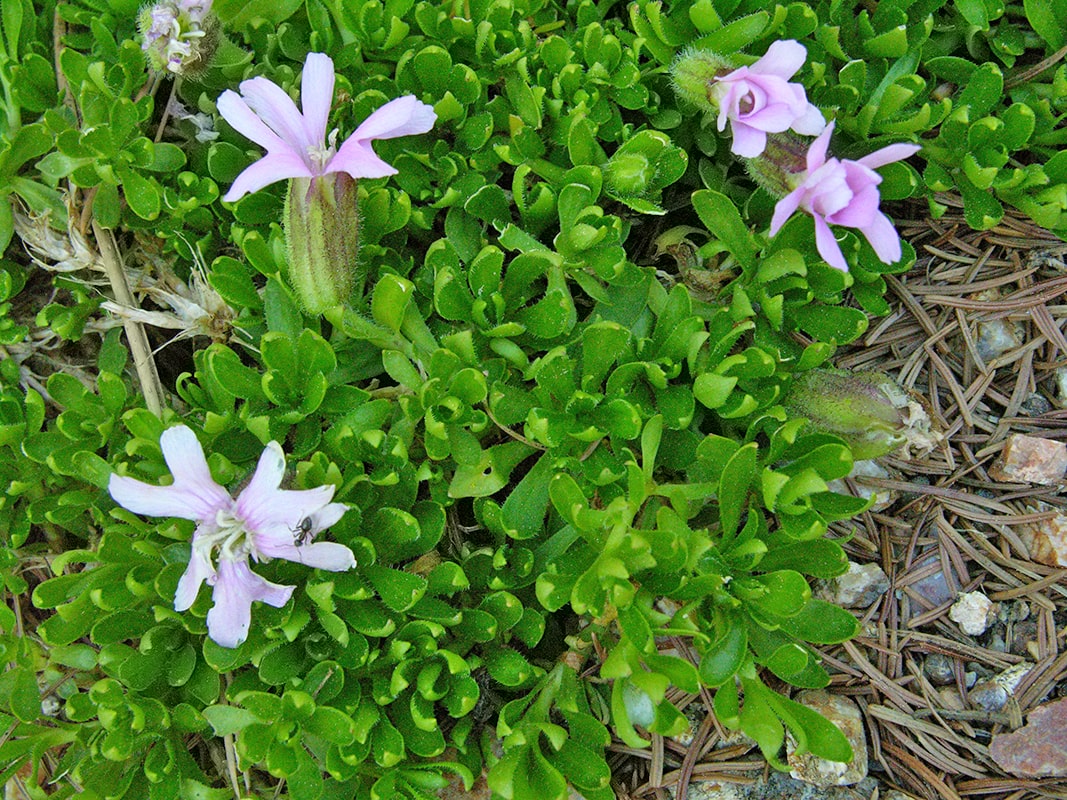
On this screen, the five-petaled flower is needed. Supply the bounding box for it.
[217,52,436,202]
[707,40,825,158]
[769,122,921,271]
[109,426,356,648]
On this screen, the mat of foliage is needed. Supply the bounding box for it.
[611,207,1067,800]
[0,0,1065,798]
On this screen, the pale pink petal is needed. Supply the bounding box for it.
[741,100,798,132]
[791,102,826,135]
[348,95,437,142]
[160,426,228,498]
[109,474,211,520]
[175,544,214,611]
[238,487,337,539]
[312,502,348,531]
[328,139,399,179]
[770,189,804,235]
[749,40,807,80]
[714,82,739,131]
[807,122,834,172]
[857,142,921,170]
[255,539,356,570]
[813,214,849,271]
[826,183,880,227]
[232,443,340,536]
[109,426,230,520]
[206,558,294,648]
[300,53,335,150]
[729,122,767,157]
[806,162,852,218]
[859,211,904,264]
[217,91,291,154]
[235,441,286,510]
[222,150,315,201]
[239,76,314,154]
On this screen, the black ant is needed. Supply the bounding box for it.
[291,516,313,546]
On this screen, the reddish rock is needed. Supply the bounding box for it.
[990,697,1067,777]
[1018,502,1067,567]
[989,434,1067,486]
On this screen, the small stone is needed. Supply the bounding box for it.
[882,792,921,800]
[1018,502,1067,567]
[977,319,1022,361]
[970,682,1009,712]
[1011,620,1039,657]
[1021,393,1053,417]
[987,633,1009,653]
[816,562,890,608]
[786,690,868,787]
[937,687,966,711]
[970,662,1034,712]
[667,779,745,800]
[673,703,707,748]
[988,434,1067,486]
[1011,600,1031,622]
[923,653,956,686]
[906,553,955,612]
[949,592,996,636]
[1056,368,1067,409]
[990,697,1067,777]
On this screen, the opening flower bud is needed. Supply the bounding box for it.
[783,368,942,460]
[285,174,361,314]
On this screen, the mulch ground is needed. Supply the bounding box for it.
[616,199,1067,800]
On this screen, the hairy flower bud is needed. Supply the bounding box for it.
[139,0,220,76]
[783,368,941,460]
[285,174,362,314]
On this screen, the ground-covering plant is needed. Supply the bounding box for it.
[0,0,1064,797]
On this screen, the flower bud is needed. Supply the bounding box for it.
[742,132,808,198]
[139,0,220,77]
[782,368,941,460]
[284,174,362,314]
[670,48,735,112]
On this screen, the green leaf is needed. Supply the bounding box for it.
[119,167,160,220]
[1025,0,1066,47]
[718,443,757,540]
[2,667,40,722]
[747,570,810,618]
[698,614,747,686]
[766,692,853,762]
[362,565,427,612]
[791,305,868,345]
[692,189,756,269]
[757,540,849,578]
[779,599,860,644]
[371,274,415,332]
[202,705,261,736]
[957,63,1003,117]
[692,12,769,54]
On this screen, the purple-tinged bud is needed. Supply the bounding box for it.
[284,174,362,314]
[743,132,809,198]
[783,368,942,460]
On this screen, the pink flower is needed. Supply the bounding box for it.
[769,122,921,271]
[710,40,825,158]
[218,52,436,202]
[109,426,356,648]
